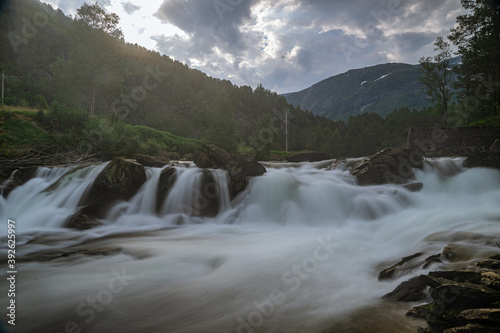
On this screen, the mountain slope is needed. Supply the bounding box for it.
[285,62,433,121]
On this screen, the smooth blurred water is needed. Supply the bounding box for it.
[1,159,499,332]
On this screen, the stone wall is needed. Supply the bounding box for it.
[406,127,500,156]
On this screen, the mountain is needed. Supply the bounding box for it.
[285,62,434,121]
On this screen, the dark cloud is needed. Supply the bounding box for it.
[122,2,141,15]
[154,0,260,55]
[42,0,468,94]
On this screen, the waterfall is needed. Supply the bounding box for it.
[0,163,108,233]
[160,167,205,216]
[1,157,500,333]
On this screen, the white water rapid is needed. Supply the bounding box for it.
[1,159,500,333]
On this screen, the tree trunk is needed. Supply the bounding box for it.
[90,86,95,116]
[443,102,448,127]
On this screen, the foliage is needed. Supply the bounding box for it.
[44,101,89,131]
[35,94,48,122]
[0,109,45,156]
[1,0,498,163]
[285,63,434,121]
[449,0,500,118]
[203,94,239,152]
[76,2,123,40]
[419,36,454,127]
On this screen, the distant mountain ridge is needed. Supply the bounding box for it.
[284,62,438,121]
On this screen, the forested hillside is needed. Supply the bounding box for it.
[0,0,498,165]
[285,62,434,121]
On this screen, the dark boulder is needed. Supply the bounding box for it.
[406,269,500,330]
[193,150,215,169]
[378,252,424,280]
[193,170,221,217]
[351,147,423,186]
[423,253,444,269]
[383,275,429,302]
[81,158,147,218]
[193,145,266,198]
[1,166,39,197]
[156,167,177,213]
[476,259,500,270]
[286,151,331,162]
[135,154,170,168]
[65,213,102,230]
[463,139,500,170]
[464,152,500,170]
[459,308,500,323]
[403,182,424,192]
[194,145,232,168]
[443,323,500,333]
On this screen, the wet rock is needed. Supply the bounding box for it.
[194,145,266,176]
[478,271,500,290]
[193,145,266,198]
[195,170,221,217]
[417,328,434,333]
[403,182,424,192]
[286,151,331,162]
[194,145,232,168]
[81,158,147,218]
[423,254,443,269]
[425,271,482,285]
[1,166,39,197]
[406,269,500,331]
[490,254,500,261]
[476,260,500,269]
[430,281,499,309]
[351,147,422,186]
[463,140,500,170]
[383,275,429,302]
[48,248,121,261]
[193,150,215,168]
[378,252,424,280]
[489,139,500,152]
[443,323,500,333]
[442,244,477,262]
[135,154,170,168]
[65,213,102,230]
[458,308,500,324]
[156,167,177,213]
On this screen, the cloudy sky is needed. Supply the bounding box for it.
[39,0,467,94]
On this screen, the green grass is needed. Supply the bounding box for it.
[0,106,204,159]
[134,125,202,154]
[0,109,46,156]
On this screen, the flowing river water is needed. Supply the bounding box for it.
[1,158,500,333]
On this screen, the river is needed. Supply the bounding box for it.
[1,158,499,332]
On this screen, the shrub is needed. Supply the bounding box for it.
[45,101,89,131]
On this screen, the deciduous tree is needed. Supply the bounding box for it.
[419,36,454,127]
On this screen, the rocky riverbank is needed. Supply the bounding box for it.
[381,245,500,332]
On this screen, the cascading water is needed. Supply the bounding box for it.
[1,158,500,333]
[0,163,108,233]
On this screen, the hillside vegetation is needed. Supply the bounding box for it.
[0,0,498,169]
[285,61,461,121]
